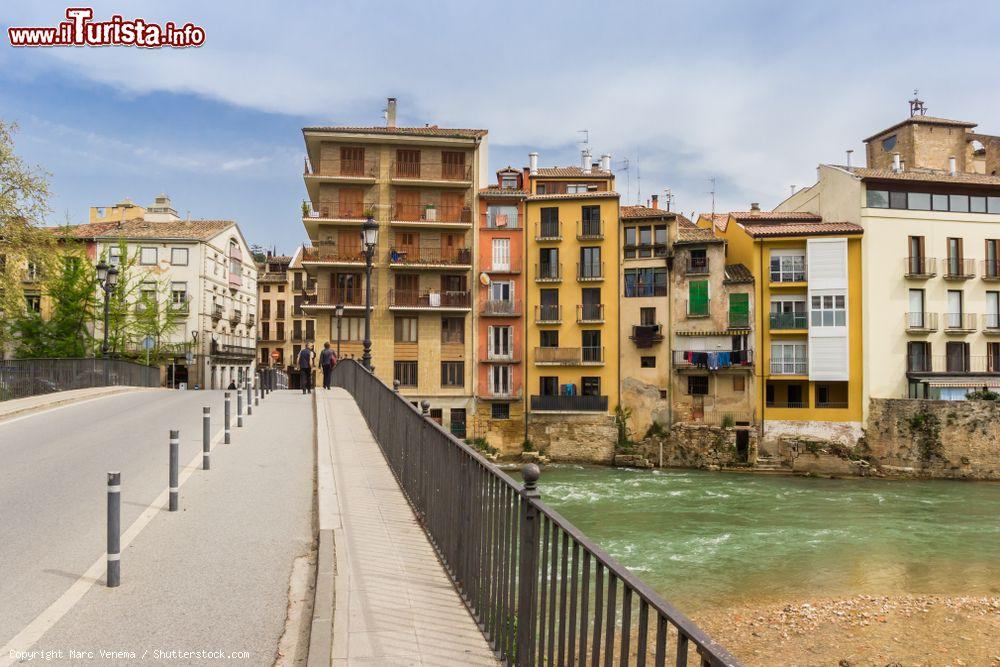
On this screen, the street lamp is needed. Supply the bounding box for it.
[96,260,119,358]
[335,304,344,357]
[360,215,378,372]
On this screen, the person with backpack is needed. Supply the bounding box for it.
[298,344,314,394]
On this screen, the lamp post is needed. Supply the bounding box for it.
[335,304,344,357]
[96,260,119,358]
[360,215,378,372]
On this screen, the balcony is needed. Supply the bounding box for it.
[534,221,562,242]
[388,247,472,269]
[481,211,520,230]
[302,243,366,265]
[303,201,378,222]
[943,312,977,333]
[303,154,379,180]
[481,299,521,317]
[306,288,373,309]
[904,256,937,279]
[230,311,242,325]
[534,304,562,324]
[629,324,663,347]
[983,313,1000,333]
[479,384,524,400]
[686,257,710,275]
[943,258,975,280]
[769,312,808,330]
[770,360,808,376]
[577,304,605,323]
[765,400,808,409]
[530,394,608,412]
[212,336,255,360]
[905,312,938,332]
[534,346,605,366]
[390,161,472,184]
[482,255,522,273]
[907,355,1000,374]
[535,263,563,282]
[246,314,255,327]
[478,345,519,364]
[576,219,604,240]
[388,289,471,311]
[391,203,473,227]
[673,349,754,368]
[686,299,710,318]
[168,302,190,316]
[211,304,224,321]
[983,259,1000,281]
[577,262,604,282]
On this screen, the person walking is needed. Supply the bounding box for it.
[319,341,335,390]
[298,344,313,394]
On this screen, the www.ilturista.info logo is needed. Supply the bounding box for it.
[7,8,205,48]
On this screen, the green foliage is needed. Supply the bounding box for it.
[614,404,637,454]
[643,421,668,440]
[301,200,309,217]
[465,437,498,457]
[720,413,735,428]
[521,438,535,452]
[907,410,942,461]
[966,388,1000,401]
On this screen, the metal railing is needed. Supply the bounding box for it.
[388,289,471,309]
[389,246,472,266]
[331,359,739,666]
[484,255,523,273]
[302,244,366,263]
[576,304,604,323]
[983,313,1000,331]
[482,210,521,230]
[943,312,977,331]
[943,257,976,279]
[576,219,604,240]
[478,344,519,363]
[535,221,562,241]
[306,201,378,220]
[769,312,807,330]
[905,312,938,331]
[482,299,521,316]
[535,304,562,323]
[392,203,473,224]
[769,360,808,375]
[624,283,668,298]
[535,263,563,282]
[577,262,604,281]
[904,256,937,278]
[534,346,605,365]
[303,155,379,178]
[310,288,373,307]
[686,258,710,274]
[982,259,1000,280]
[906,354,1000,373]
[391,161,472,181]
[673,349,754,367]
[530,394,609,412]
[0,358,160,401]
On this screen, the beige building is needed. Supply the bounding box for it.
[256,247,317,370]
[777,109,1000,410]
[299,98,487,436]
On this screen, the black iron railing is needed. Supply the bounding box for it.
[331,359,741,666]
[0,358,160,401]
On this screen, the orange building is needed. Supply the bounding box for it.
[473,168,527,450]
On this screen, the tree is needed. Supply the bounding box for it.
[0,120,56,348]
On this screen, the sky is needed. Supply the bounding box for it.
[3,1,1000,253]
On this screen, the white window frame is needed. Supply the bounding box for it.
[771,342,808,375]
[170,247,189,266]
[769,250,805,282]
[140,247,158,266]
[810,294,846,327]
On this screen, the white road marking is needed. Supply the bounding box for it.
[0,427,226,665]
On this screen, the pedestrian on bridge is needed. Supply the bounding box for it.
[298,344,314,394]
[319,341,336,390]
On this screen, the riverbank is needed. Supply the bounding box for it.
[694,594,1000,666]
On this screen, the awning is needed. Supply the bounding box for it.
[923,378,1000,388]
[676,329,750,336]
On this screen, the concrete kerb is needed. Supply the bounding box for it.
[0,386,160,423]
[306,390,338,667]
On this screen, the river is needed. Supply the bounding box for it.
[538,466,1000,611]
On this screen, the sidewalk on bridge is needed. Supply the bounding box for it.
[0,386,161,422]
[315,388,498,666]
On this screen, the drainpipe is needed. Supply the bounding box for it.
[758,240,765,448]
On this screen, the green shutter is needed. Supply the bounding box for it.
[689,280,709,316]
[729,293,749,327]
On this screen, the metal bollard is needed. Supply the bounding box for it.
[169,430,179,511]
[246,380,252,416]
[237,389,244,428]
[254,378,259,407]
[107,471,121,588]
[202,407,211,470]
[224,392,231,444]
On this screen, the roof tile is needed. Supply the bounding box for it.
[741,221,863,238]
[302,126,487,139]
[57,219,235,241]
[723,264,754,284]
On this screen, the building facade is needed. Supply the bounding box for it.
[256,247,317,371]
[299,99,487,436]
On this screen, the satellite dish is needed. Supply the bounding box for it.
[479,272,491,286]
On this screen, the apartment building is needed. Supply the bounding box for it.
[710,208,865,447]
[299,98,487,436]
[523,150,621,455]
[777,108,1000,407]
[671,217,756,429]
[256,247,317,370]
[473,168,527,451]
[69,195,258,389]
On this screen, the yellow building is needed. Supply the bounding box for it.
[711,208,865,449]
[256,247,317,372]
[522,151,621,457]
[299,98,487,436]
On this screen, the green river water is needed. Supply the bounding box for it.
[537,466,1000,611]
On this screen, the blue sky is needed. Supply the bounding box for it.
[3,0,1000,253]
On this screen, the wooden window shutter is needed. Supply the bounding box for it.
[689,280,709,315]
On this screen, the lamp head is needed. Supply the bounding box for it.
[96,260,108,282]
[106,266,119,287]
[335,304,344,318]
[361,216,378,251]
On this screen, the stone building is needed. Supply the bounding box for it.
[256,247,316,370]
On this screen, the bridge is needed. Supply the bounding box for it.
[0,359,739,666]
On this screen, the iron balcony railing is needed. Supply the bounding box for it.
[983,313,1000,331]
[303,154,379,178]
[629,324,664,347]
[482,299,521,317]
[943,257,976,280]
[769,312,807,330]
[982,259,1000,281]
[577,262,604,281]
[530,394,609,412]
[302,243,366,263]
[535,263,563,282]
[306,201,378,220]
[331,360,739,666]
[388,289,471,309]
[576,304,604,323]
[904,256,937,278]
[686,257,710,275]
[310,288,373,307]
[673,349,754,367]
[389,247,472,267]
[689,410,755,426]
[392,203,473,224]
[534,346,605,365]
[907,354,1000,373]
[535,221,562,241]
[943,312,977,331]
[765,400,808,409]
[905,311,939,331]
[0,358,160,401]
[535,304,562,323]
[576,219,604,240]
[482,210,521,230]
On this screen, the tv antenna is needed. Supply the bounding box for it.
[663,188,674,212]
[577,130,590,150]
[909,89,926,117]
[708,177,717,217]
[616,157,631,202]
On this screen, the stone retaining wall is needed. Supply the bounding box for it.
[525,413,616,463]
[636,423,757,470]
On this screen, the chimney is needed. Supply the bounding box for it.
[601,154,611,172]
[529,152,538,175]
[386,97,397,128]
[846,149,854,170]
[893,152,902,173]
[581,149,591,174]
[949,156,957,176]
[651,194,659,210]
[750,202,760,213]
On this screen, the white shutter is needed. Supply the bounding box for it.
[809,337,848,380]
[807,238,850,381]
[807,238,847,289]
[492,239,510,271]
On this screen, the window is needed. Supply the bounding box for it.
[770,297,807,328]
[986,239,999,278]
[579,247,601,278]
[263,285,271,294]
[933,194,950,211]
[908,193,931,210]
[623,227,637,258]
[276,300,285,318]
[810,294,846,327]
[539,376,559,396]
[624,268,667,297]
[907,236,927,274]
[276,321,285,340]
[688,376,709,395]
[881,135,897,151]
[947,290,964,328]
[109,246,122,266]
[889,191,908,209]
[140,247,157,265]
[488,205,518,229]
[25,294,40,313]
[866,190,889,208]
[950,195,970,213]
[907,341,931,372]
[170,282,187,305]
[908,289,925,328]
[491,403,510,420]
[770,251,805,282]
[733,376,745,392]
[771,342,807,375]
[990,197,1000,214]
[539,248,559,279]
[501,176,517,189]
[261,322,270,340]
[637,227,652,258]
[490,365,512,395]
[488,325,513,358]
[442,317,465,344]
[580,206,601,237]
[945,341,969,373]
[441,151,466,179]
[441,361,464,387]
[396,149,420,178]
[539,288,559,320]
[688,248,708,272]
[729,293,750,327]
[640,307,656,326]
[947,237,964,276]
[687,280,709,317]
[582,330,602,362]
[640,356,656,368]
[340,146,364,176]
[170,247,189,265]
[581,377,600,396]
[394,361,418,387]
[337,317,365,341]
[987,291,1000,329]
[539,330,559,347]
[491,238,511,271]
[293,295,303,316]
[394,317,418,342]
[540,207,559,238]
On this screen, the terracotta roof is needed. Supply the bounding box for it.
[58,219,235,241]
[863,116,977,143]
[302,126,487,140]
[620,205,674,220]
[479,186,527,198]
[740,221,863,238]
[526,191,620,202]
[533,167,612,178]
[723,264,754,284]
[698,213,730,232]
[844,166,1000,187]
[730,211,823,222]
[675,218,722,244]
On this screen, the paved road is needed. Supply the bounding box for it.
[0,389,314,665]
